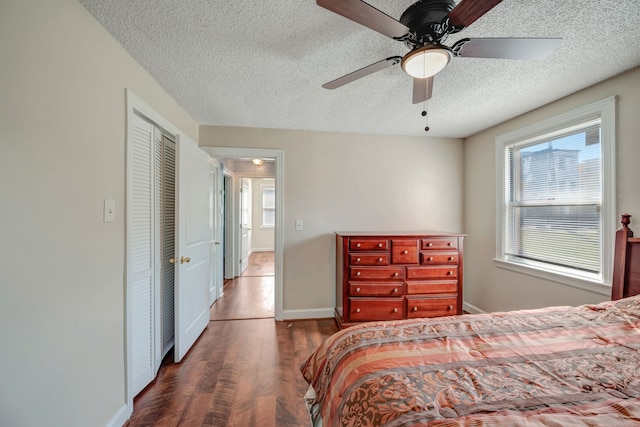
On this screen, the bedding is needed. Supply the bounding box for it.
[300,296,640,426]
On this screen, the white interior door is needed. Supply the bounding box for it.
[174,135,210,363]
[160,137,176,358]
[128,114,156,396]
[211,163,224,302]
[240,178,251,274]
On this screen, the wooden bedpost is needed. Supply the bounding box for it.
[611,214,633,300]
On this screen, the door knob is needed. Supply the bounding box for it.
[169,257,177,264]
[215,241,221,245]
[180,256,191,264]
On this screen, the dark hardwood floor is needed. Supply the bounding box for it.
[126,252,338,426]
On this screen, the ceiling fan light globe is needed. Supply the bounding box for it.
[401,46,452,79]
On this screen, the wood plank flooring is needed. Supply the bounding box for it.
[210,252,275,321]
[241,251,274,277]
[210,276,274,321]
[125,252,338,426]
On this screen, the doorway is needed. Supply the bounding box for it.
[202,147,284,321]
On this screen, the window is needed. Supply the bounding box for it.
[495,97,616,292]
[261,185,275,228]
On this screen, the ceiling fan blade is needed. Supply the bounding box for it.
[322,56,401,89]
[455,38,562,59]
[447,0,503,29]
[317,0,410,39]
[412,77,433,104]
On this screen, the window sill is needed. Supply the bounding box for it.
[493,258,611,296]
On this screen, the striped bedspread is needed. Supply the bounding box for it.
[300,296,640,426]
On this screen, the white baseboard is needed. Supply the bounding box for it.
[463,301,486,314]
[283,308,334,320]
[251,247,274,252]
[105,403,131,427]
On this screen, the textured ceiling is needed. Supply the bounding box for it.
[79,0,640,138]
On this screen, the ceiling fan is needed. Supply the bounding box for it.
[317,0,562,105]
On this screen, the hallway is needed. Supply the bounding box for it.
[210,252,275,321]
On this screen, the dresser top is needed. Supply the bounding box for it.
[335,231,465,237]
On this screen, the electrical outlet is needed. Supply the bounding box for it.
[295,219,303,231]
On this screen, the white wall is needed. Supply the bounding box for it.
[251,178,276,252]
[199,127,464,314]
[463,67,640,313]
[0,1,198,426]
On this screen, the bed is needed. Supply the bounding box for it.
[300,214,640,426]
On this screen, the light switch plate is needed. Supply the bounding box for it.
[104,199,115,223]
[295,219,303,231]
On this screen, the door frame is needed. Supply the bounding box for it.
[202,147,284,321]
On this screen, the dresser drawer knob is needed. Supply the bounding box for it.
[378,243,383,248]
[448,242,452,246]
[427,243,433,247]
[393,308,398,313]
[356,257,361,262]
[355,287,361,292]
[427,256,433,261]
[393,272,399,277]
[413,306,418,312]
[356,272,361,276]
[378,257,383,262]
[393,288,398,293]
[447,305,454,311]
[356,308,361,313]
[356,243,361,248]
[448,256,454,261]
[447,271,452,276]
[403,250,408,254]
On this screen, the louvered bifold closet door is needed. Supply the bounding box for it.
[130,113,155,397]
[161,137,176,357]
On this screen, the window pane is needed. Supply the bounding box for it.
[506,204,600,272]
[506,120,602,274]
[262,187,275,209]
[262,208,275,227]
[261,187,275,227]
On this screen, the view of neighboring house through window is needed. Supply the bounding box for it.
[261,185,275,228]
[495,97,616,290]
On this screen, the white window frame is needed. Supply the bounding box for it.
[260,183,275,228]
[494,97,616,295]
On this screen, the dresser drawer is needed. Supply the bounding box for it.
[420,251,459,265]
[350,254,389,266]
[407,266,457,280]
[406,296,458,318]
[349,298,404,321]
[406,280,458,295]
[349,283,402,297]
[421,238,458,250]
[350,267,404,280]
[391,239,418,264]
[350,239,389,251]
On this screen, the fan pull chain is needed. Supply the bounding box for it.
[422,100,429,132]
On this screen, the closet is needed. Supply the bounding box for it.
[129,113,176,397]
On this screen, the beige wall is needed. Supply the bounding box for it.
[0,0,198,426]
[463,67,640,313]
[199,127,464,313]
[251,178,276,251]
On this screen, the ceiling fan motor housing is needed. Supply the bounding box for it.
[400,0,456,43]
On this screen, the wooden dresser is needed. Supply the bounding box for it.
[335,232,464,329]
